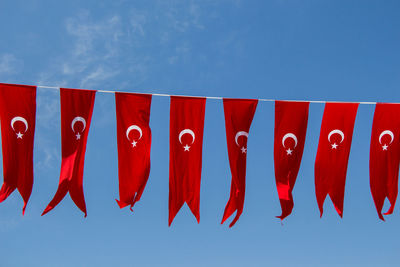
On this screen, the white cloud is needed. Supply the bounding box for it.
[36,11,127,88]
[63,12,123,79]
[35,137,60,171]
[163,3,204,33]
[0,53,22,75]
[188,2,205,30]
[80,66,120,88]
[168,56,178,65]
[35,1,223,88]
[34,89,61,171]
[167,42,191,64]
[130,9,147,37]
[36,89,60,130]
[65,12,122,58]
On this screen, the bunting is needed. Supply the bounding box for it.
[0,82,397,223]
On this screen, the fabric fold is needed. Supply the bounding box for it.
[115,92,152,211]
[221,98,258,227]
[369,103,400,220]
[315,103,358,217]
[42,88,96,217]
[0,83,37,215]
[168,96,206,226]
[274,101,309,220]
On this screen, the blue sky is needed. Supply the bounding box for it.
[1,0,400,266]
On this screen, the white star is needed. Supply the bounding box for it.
[286,148,293,155]
[382,144,388,151]
[131,140,137,147]
[184,144,190,151]
[331,143,338,149]
[76,133,81,140]
[241,147,247,154]
[16,132,23,139]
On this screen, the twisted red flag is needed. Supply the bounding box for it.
[370,103,400,220]
[0,83,36,214]
[315,103,358,217]
[115,92,152,211]
[221,98,258,227]
[42,88,96,217]
[169,96,206,226]
[274,101,309,220]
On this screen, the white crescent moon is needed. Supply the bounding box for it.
[235,131,249,146]
[282,133,298,148]
[328,129,345,143]
[11,116,28,132]
[71,116,86,133]
[179,129,195,144]
[379,130,394,144]
[126,125,143,141]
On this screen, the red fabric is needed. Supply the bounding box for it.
[0,83,36,214]
[221,98,258,227]
[169,96,206,226]
[274,101,309,220]
[42,88,96,217]
[370,103,400,220]
[115,92,152,211]
[315,103,358,217]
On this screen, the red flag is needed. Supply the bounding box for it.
[370,103,400,220]
[315,103,358,217]
[0,83,36,214]
[169,96,206,226]
[42,88,96,217]
[115,92,152,211]
[221,98,258,227]
[274,101,309,220]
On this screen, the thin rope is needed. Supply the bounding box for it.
[36,85,377,105]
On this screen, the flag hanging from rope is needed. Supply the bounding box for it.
[221,98,258,227]
[370,103,400,220]
[274,100,309,220]
[168,96,206,226]
[115,92,152,211]
[0,83,36,214]
[315,103,358,217]
[42,88,96,217]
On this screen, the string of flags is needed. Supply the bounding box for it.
[0,82,397,227]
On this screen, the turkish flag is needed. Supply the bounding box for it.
[315,103,358,217]
[42,88,96,217]
[115,92,152,211]
[0,83,36,214]
[274,101,309,220]
[370,103,400,220]
[221,98,258,227]
[169,96,206,226]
